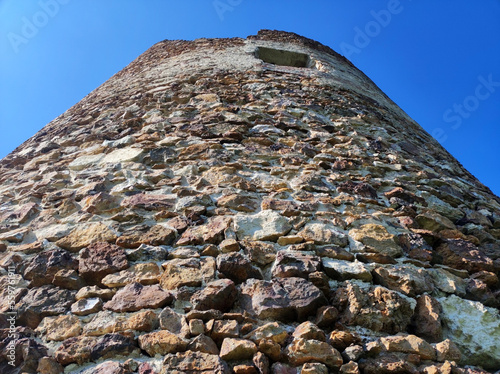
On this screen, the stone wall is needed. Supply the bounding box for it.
[0,30,499,373]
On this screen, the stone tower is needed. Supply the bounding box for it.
[1,30,499,373]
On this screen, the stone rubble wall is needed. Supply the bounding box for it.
[0,30,499,374]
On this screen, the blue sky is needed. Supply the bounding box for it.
[1,0,499,196]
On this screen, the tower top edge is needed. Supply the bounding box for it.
[146,29,353,67]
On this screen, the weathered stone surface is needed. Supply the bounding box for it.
[233,364,258,374]
[240,240,277,265]
[234,211,291,241]
[36,314,82,341]
[411,294,443,342]
[270,363,297,374]
[216,252,263,283]
[253,351,270,374]
[126,243,169,262]
[398,232,434,262]
[436,239,495,273]
[415,211,456,232]
[56,223,118,252]
[349,224,403,257]
[0,274,28,313]
[187,334,220,355]
[160,257,215,289]
[101,262,161,287]
[372,265,434,297]
[123,310,159,332]
[434,339,461,362]
[71,297,103,316]
[23,248,78,287]
[218,194,259,212]
[244,322,289,345]
[138,330,188,356]
[161,351,229,373]
[379,334,436,360]
[338,180,377,199]
[272,251,321,279]
[438,294,500,369]
[343,345,364,362]
[15,285,76,328]
[121,193,175,211]
[83,310,120,336]
[260,339,282,362]
[334,282,415,334]
[219,238,240,253]
[0,337,48,373]
[358,353,418,374]
[55,336,97,365]
[86,361,132,374]
[240,277,327,321]
[322,258,372,281]
[176,216,232,246]
[116,225,177,248]
[78,241,129,285]
[298,222,348,246]
[104,282,173,312]
[211,319,240,341]
[0,227,28,243]
[80,192,118,214]
[219,338,258,360]
[1,202,38,223]
[339,362,359,374]
[101,146,144,164]
[90,333,138,361]
[191,278,237,312]
[189,319,205,335]
[328,330,361,352]
[76,285,115,300]
[37,357,64,374]
[301,363,329,374]
[159,307,190,337]
[315,306,339,328]
[286,338,343,368]
[52,268,86,289]
[292,321,326,342]
[428,267,467,296]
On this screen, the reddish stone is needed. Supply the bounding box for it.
[15,285,75,328]
[23,248,78,287]
[104,282,173,312]
[240,277,327,322]
[191,279,237,312]
[436,239,495,273]
[272,251,321,279]
[79,242,129,285]
[216,252,263,284]
[176,216,232,246]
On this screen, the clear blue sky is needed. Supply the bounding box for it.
[1,1,499,196]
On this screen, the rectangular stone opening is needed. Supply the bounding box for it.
[255,47,312,68]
